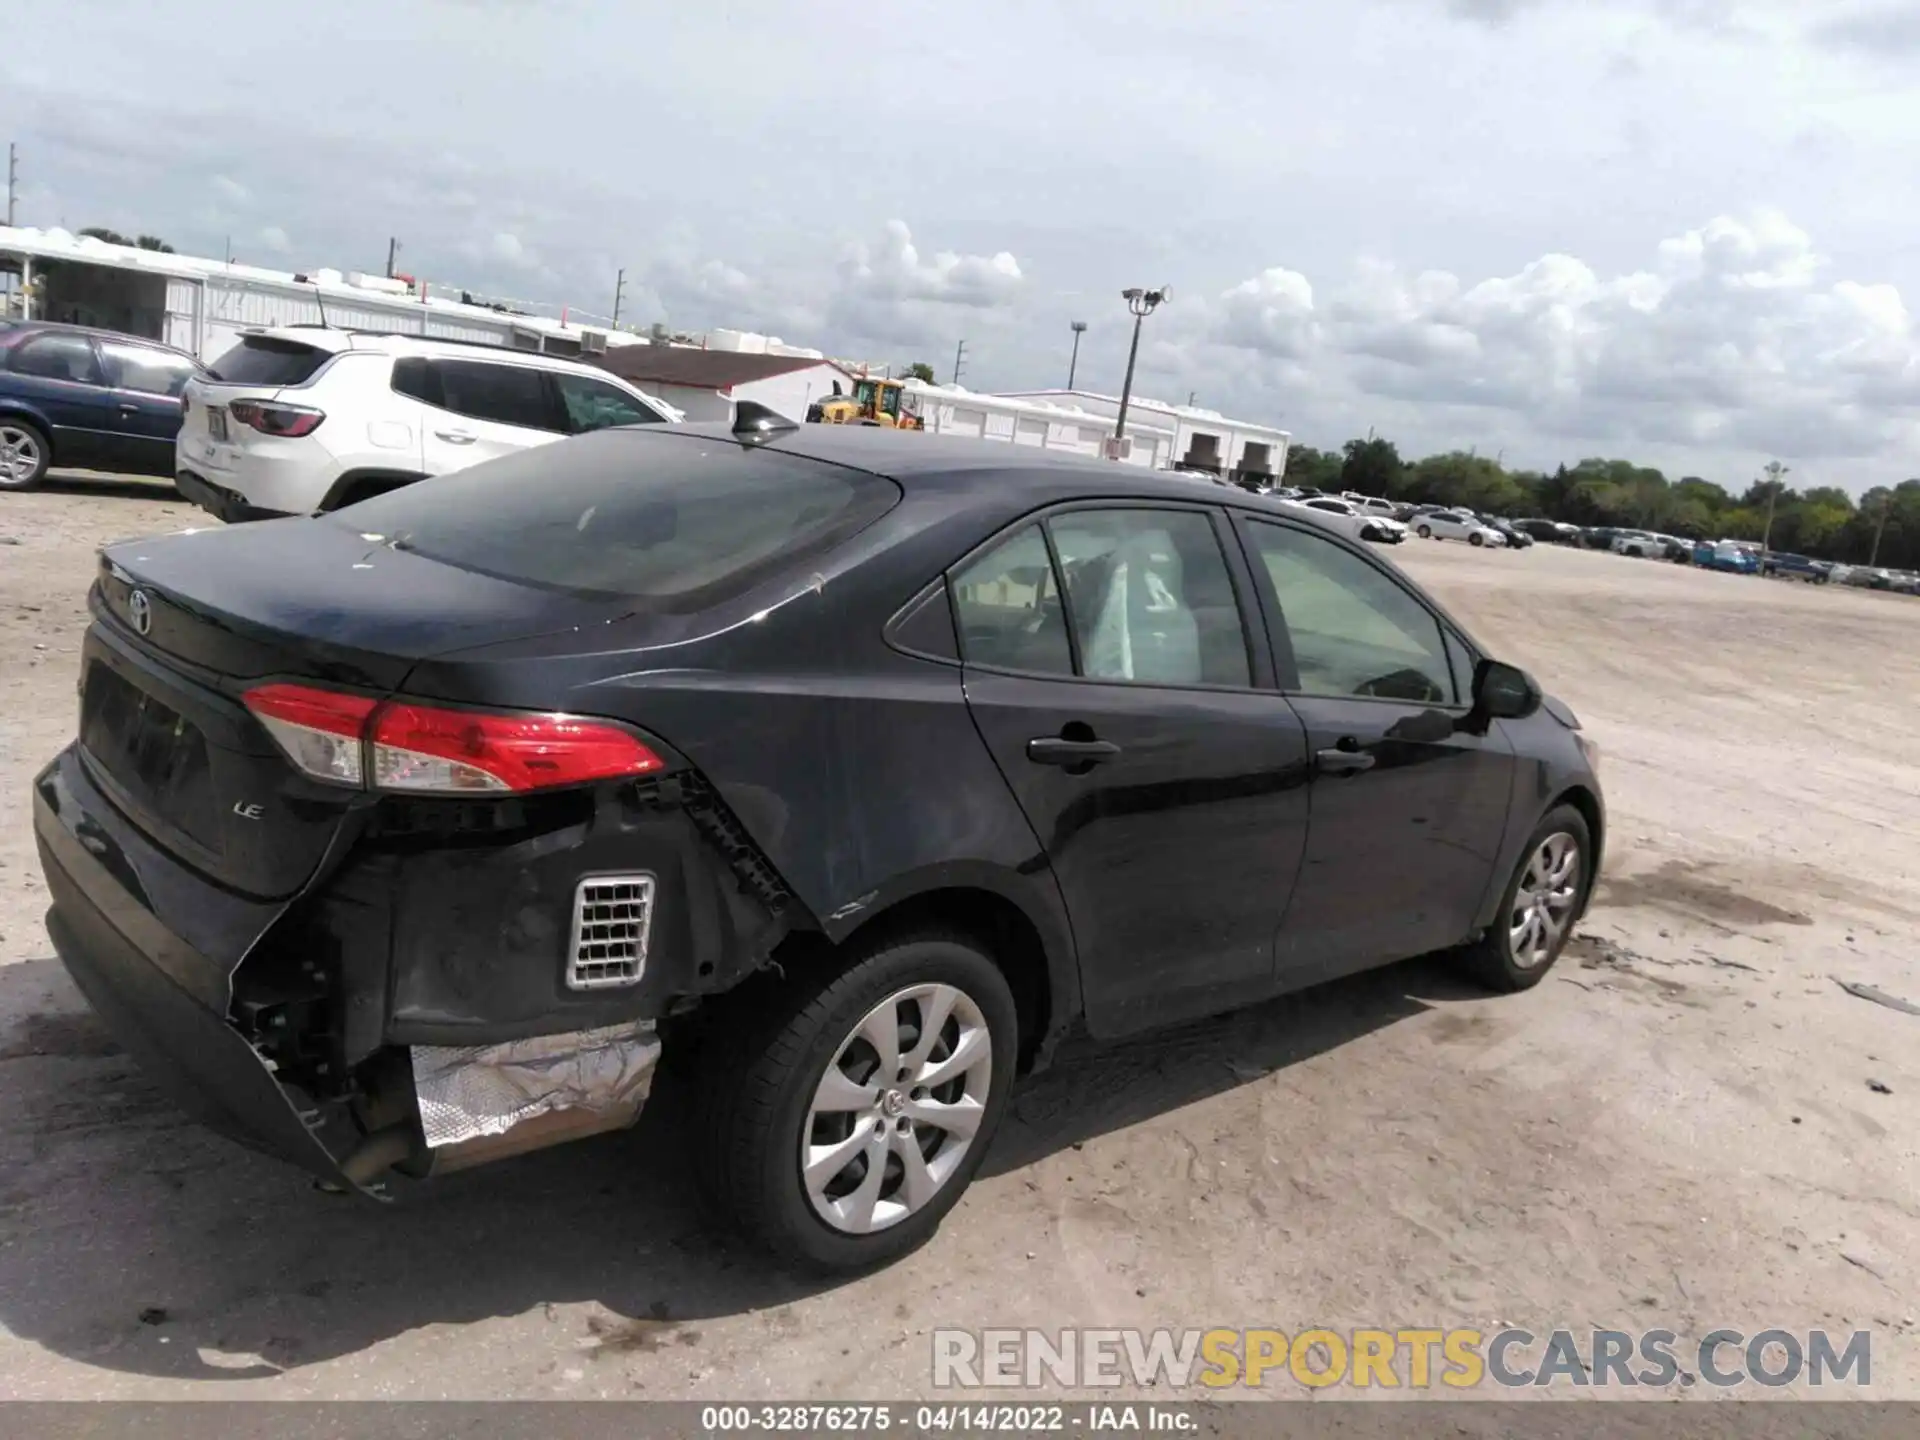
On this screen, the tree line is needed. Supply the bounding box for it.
[1284,438,1920,571]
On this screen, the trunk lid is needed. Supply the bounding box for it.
[84,520,633,900]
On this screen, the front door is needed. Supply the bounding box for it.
[98,339,198,477]
[953,506,1312,1037]
[1235,515,1516,983]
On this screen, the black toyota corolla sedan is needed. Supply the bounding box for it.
[35,410,1603,1272]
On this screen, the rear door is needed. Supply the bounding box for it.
[416,358,567,472]
[97,339,199,476]
[953,503,1312,1037]
[1234,514,1515,983]
[5,330,120,467]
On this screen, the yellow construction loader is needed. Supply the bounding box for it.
[807,377,924,429]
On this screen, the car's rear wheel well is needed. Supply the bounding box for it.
[319,469,427,512]
[774,889,1052,1072]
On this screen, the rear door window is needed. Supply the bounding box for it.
[207,335,331,385]
[1048,508,1250,688]
[434,360,562,432]
[100,341,199,396]
[11,332,104,385]
[330,434,901,611]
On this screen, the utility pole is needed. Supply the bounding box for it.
[4,144,16,317]
[1186,390,1197,406]
[385,236,400,278]
[611,268,626,326]
[951,338,968,386]
[1868,492,1894,566]
[1760,460,1789,555]
[1067,320,1087,390]
[1113,286,1171,444]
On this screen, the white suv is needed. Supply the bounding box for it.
[175,329,680,521]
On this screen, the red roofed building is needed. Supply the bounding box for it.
[591,346,856,424]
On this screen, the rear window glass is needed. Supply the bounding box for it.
[328,432,902,611]
[207,336,330,385]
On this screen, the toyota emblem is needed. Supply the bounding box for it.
[128,588,153,637]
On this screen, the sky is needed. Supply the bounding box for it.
[6,0,1920,492]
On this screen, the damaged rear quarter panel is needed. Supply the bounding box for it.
[386,501,1082,1045]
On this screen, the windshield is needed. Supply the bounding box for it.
[328,432,901,611]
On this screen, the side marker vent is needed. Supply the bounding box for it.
[567,875,654,991]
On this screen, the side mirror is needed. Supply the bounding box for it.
[1473,659,1542,721]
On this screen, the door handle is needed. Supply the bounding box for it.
[1026,737,1121,767]
[1315,745,1376,775]
[435,429,477,444]
[119,402,140,414]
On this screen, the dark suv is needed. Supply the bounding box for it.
[0,321,203,489]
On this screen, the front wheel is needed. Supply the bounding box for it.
[1469,531,1485,547]
[1455,804,1593,992]
[691,933,1018,1273]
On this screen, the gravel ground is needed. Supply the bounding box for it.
[1,477,1915,1401]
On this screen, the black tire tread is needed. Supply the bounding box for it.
[689,928,1012,1270]
[1457,804,1592,993]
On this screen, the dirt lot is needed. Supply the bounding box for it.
[1,479,1916,1400]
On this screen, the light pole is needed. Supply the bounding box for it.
[1067,320,1087,390]
[1113,286,1170,444]
[1760,460,1789,556]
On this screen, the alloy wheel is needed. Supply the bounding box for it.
[801,982,993,1235]
[0,426,41,485]
[1508,832,1581,969]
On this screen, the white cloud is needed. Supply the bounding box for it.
[462,231,539,271]
[1183,210,1920,472]
[256,224,290,254]
[211,174,249,204]
[837,220,1023,309]
[822,221,1026,351]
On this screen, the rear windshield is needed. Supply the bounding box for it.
[328,432,902,611]
[207,335,331,385]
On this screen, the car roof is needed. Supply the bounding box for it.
[0,319,199,360]
[580,422,1348,519]
[242,326,630,377]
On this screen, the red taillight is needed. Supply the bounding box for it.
[242,683,665,795]
[229,398,325,438]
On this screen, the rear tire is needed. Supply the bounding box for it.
[1417,524,1433,539]
[1456,804,1593,992]
[691,933,1018,1273]
[0,420,51,491]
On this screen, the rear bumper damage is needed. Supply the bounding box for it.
[175,468,289,525]
[33,741,785,1193]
